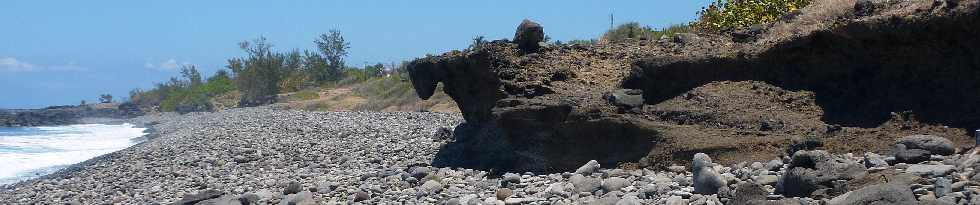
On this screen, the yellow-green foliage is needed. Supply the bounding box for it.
[289,89,320,101]
[603,23,690,42]
[694,0,811,32]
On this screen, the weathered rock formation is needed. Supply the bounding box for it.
[0,103,143,127]
[409,1,979,173]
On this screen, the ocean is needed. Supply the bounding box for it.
[0,124,146,185]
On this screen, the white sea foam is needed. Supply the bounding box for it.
[0,123,146,184]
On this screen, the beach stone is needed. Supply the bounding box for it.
[827,182,916,205]
[755,175,779,185]
[615,195,643,205]
[668,165,687,173]
[420,180,443,194]
[905,164,954,176]
[767,159,784,171]
[195,195,242,205]
[693,153,726,194]
[605,89,644,109]
[513,19,544,53]
[934,177,952,197]
[665,195,688,205]
[496,188,513,200]
[176,189,224,205]
[283,181,302,195]
[570,174,601,193]
[778,150,866,197]
[575,160,601,175]
[863,152,888,168]
[733,183,767,205]
[602,177,629,192]
[544,182,569,197]
[897,135,955,155]
[779,167,820,197]
[350,191,370,202]
[502,173,521,186]
[315,182,337,194]
[410,166,431,179]
[583,195,615,205]
[894,144,931,164]
[279,191,314,205]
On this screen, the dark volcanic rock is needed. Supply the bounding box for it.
[514,19,544,53]
[408,0,979,173]
[0,103,142,127]
[777,150,866,198]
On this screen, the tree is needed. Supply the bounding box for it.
[364,63,384,78]
[468,36,487,50]
[313,30,349,83]
[231,37,283,106]
[99,94,113,103]
[180,65,203,87]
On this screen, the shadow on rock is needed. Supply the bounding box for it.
[432,117,661,174]
[624,10,980,129]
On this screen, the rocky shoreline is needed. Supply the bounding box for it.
[0,107,976,204]
[0,103,143,127]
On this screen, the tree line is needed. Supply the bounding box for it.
[128,30,398,113]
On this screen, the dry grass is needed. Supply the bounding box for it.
[759,0,856,44]
[280,77,459,113]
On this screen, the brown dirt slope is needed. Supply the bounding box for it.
[408,0,978,172]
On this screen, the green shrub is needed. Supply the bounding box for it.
[603,22,690,42]
[694,0,811,32]
[202,70,236,97]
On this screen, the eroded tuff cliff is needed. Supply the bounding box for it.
[409,0,979,173]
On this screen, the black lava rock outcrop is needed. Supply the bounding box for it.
[0,103,143,127]
[408,0,978,173]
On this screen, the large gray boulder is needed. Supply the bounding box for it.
[733,183,767,205]
[601,177,629,192]
[570,174,602,193]
[896,135,955,156]
[692,153,727,194]
[575,160,600,175]
[893,144,932,164]
[513,19,544,53]
[827,182,916,205]
[777,150,867,198]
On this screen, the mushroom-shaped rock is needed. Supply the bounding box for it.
[514,19,544,53]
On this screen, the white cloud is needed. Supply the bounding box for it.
[0,57,86,72]
[160,59,180,70]
[146,59,192,70]
[0,57,37,72]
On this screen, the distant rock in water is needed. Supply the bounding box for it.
[0,103,142,127]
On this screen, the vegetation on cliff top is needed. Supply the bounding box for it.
[694,0,812,32]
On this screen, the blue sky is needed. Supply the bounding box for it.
[0,0,710,109]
